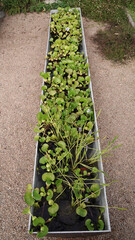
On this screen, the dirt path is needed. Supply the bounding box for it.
[0,13,135,240]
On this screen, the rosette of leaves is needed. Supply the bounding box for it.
[23,184,49,237]
[23,183,60,237]
[51,8,82,42]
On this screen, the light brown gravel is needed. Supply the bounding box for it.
[0,13,135,240]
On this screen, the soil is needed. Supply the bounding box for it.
[0,13,135,240]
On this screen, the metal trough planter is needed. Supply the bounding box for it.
[28,8,111,237]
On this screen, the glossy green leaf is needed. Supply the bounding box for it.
[40,187,46,197]
[34,127,43,133]
[49,90,56,96]
[90,183,101,197]
[92,167,98,173]
[22,207,30,214]
[46,189,53,201]
[57,184,63,193]
[40,95,46,101]
[33,188,42,201]
[39,137,46,143]
[48,203,59,216]
[85,219,94,231]
[27,184,32,191]
[42,172,55,182]
[56,98,64,105]
[87,121,93,129]
[74,168,81,176]
[37,225,48,238]
[97,219,104,230]
[55,179,63,186]
[41,144,49,152]
[58,141,66,150]
[91,183,100,192]
[100,208,105,215]
[34,135,40,141]
[29,228,33,234]
[37,112,46,123]
[40,72,49,79]
[41,85,47,91]
[24,192,35,206]
[33,217,45,227]
[85,76,90,82]
[48,199,54,205]
[76,206,87,217]
[50,38,53,42]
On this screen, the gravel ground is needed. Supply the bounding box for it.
[0,13,135,240]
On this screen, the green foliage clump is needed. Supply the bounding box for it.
[23,8,121,238]
[1,0,30,14]
[1,0,71,14]
[1,0,135,61]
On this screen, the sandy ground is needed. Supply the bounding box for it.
[0,12,135,240]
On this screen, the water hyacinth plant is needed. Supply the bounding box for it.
[23,7,118,238]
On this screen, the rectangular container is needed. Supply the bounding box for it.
[28,8,111,237]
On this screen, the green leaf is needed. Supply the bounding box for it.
[33,202,40,208]
[50,38,53,42]
[87,121,93,130]
[70,127,78,138]
[27,184,32,191]
[48,203,59,216]
[39,137,46,143]
[76,207,87,217]
[56,98,64,105]
[37,225,48,238]
[41,144,49,152]
[85,76,90,82]
[39,156,48,164]
[40,95,46,101]
[53,77,61,84]
[85,136,94,144]
[22,207,30,214]
[112,136,118,143]
[74,168,81,176]
[40,187,46,197]
[34,127,44,133]
[112,144,122,150]
[55,179,63,186]
[48,199,54,205]
[40,72,49,79]
[33,217,45,227]
[100,208,105,215]
[34,135,40,141]
[42,172,55,182]
[41,85,47,91]
[85,63,89,69]
[57,184,63,193]
[33,188,42,201]
[97,219,104,230]
[85,219,94,231]
[66,68,73,75]
[90,183,101,198]
[58,141,66,150]
[92,167,98,173]
[49,90,56,96]
[24,192,35,206]
[37,112,46,123]
[46,189,53,201]
[91,183,100,192]
[32,216,36,221]
[29,228,33,234]
[41,166,46,169]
